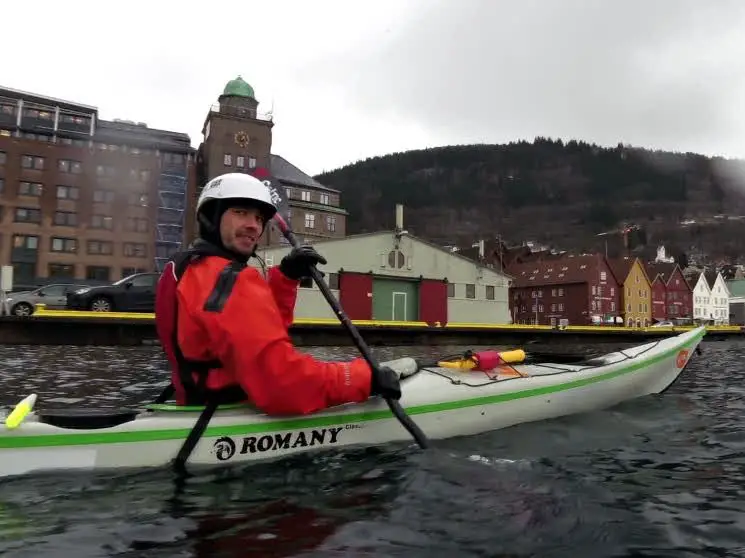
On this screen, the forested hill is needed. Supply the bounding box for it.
[314,138,745,260]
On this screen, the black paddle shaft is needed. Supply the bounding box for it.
[260,172,429,450]
[282,228,429,450]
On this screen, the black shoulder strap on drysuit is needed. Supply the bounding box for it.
[154,240,252,406]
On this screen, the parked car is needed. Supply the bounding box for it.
[66,272,160,312]
[3,283,89,316]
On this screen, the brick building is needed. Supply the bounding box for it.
[508,254,620,325]
[189,76,347,247]
[0,85,194,288]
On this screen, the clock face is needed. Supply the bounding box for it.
[234,131,249,148]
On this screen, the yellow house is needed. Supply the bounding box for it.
[608,256,653,327]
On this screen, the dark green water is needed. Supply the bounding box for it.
[0,339,744,557]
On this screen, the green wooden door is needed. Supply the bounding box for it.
[372,279,419,321]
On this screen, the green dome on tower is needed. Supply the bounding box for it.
[223,76,255,99]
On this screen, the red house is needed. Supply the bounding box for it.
[643,262,693,322]
[508,254,620,326]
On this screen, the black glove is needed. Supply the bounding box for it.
[279,245,327,280]
[370,365,401,400]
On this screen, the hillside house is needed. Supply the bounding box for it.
[644,262,692,324]
[607,256,653,327]
[700,270,730,325]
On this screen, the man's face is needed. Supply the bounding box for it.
[220,206,265,255]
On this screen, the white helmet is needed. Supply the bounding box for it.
[197,172,278,222]
[195,173,278,244]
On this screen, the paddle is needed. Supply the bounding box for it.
[256,169,429,450]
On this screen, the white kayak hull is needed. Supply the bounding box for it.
[0,326,706,479]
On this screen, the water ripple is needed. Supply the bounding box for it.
[0,339,744,556]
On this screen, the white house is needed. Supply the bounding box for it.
[691,270,731,325]
[691,272,713,323]
[253,230,513,326]
[709,271,731,325]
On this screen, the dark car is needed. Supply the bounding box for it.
[66,272,160,312]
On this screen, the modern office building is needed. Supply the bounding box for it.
[0,85,195,288]
[189,76,348,246]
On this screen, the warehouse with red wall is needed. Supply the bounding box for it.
[255,231,512,325]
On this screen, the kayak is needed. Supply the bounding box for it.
[0,326,705,479]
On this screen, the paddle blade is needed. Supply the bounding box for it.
[252,167,291,235]
[4,393,36,429]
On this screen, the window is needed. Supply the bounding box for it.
[56,185,80,200]
[320,193,329,205]
[86,266,111,281]
[13,234,38,250]
[128,274,155,287]
[465,284,475,299]
[600,271,606,281]
[48,263,74,278]
[128,192,148,206]
[125,217,148,232]
[54,211,78,226]
[91,214,114,230]
[236,156,245,167]
[14,207,41,223]
[299,276,313,288]
[326,215,336,232]
[248,157,256,169]
[18,182,43,196]
[51,237,77,253]
[87,240,113,255]
[58,159,83,174]
[93,189,115,203]
[96,165,116,177]
[124,243,147,257]
[447,283,455,297]
[0,151,6,165]
[224,154,232,166]
[0,178,4,194]
[485,285,495,300]
[304,213,315,228]
[21,155,45,170]
[38,285,67,297]
[387,250,405,268]
[328,273,339,290]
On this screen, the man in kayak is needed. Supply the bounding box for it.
[155,172,402,415]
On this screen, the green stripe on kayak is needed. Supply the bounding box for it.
[0,330,704,449]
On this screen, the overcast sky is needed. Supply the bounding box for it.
[3,0,744,176]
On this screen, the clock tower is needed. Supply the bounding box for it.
[187,76,275,241]
[193,75,274,203]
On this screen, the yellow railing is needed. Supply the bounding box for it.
[28,305,743,334]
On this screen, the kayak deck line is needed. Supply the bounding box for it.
[0,328,706,477]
